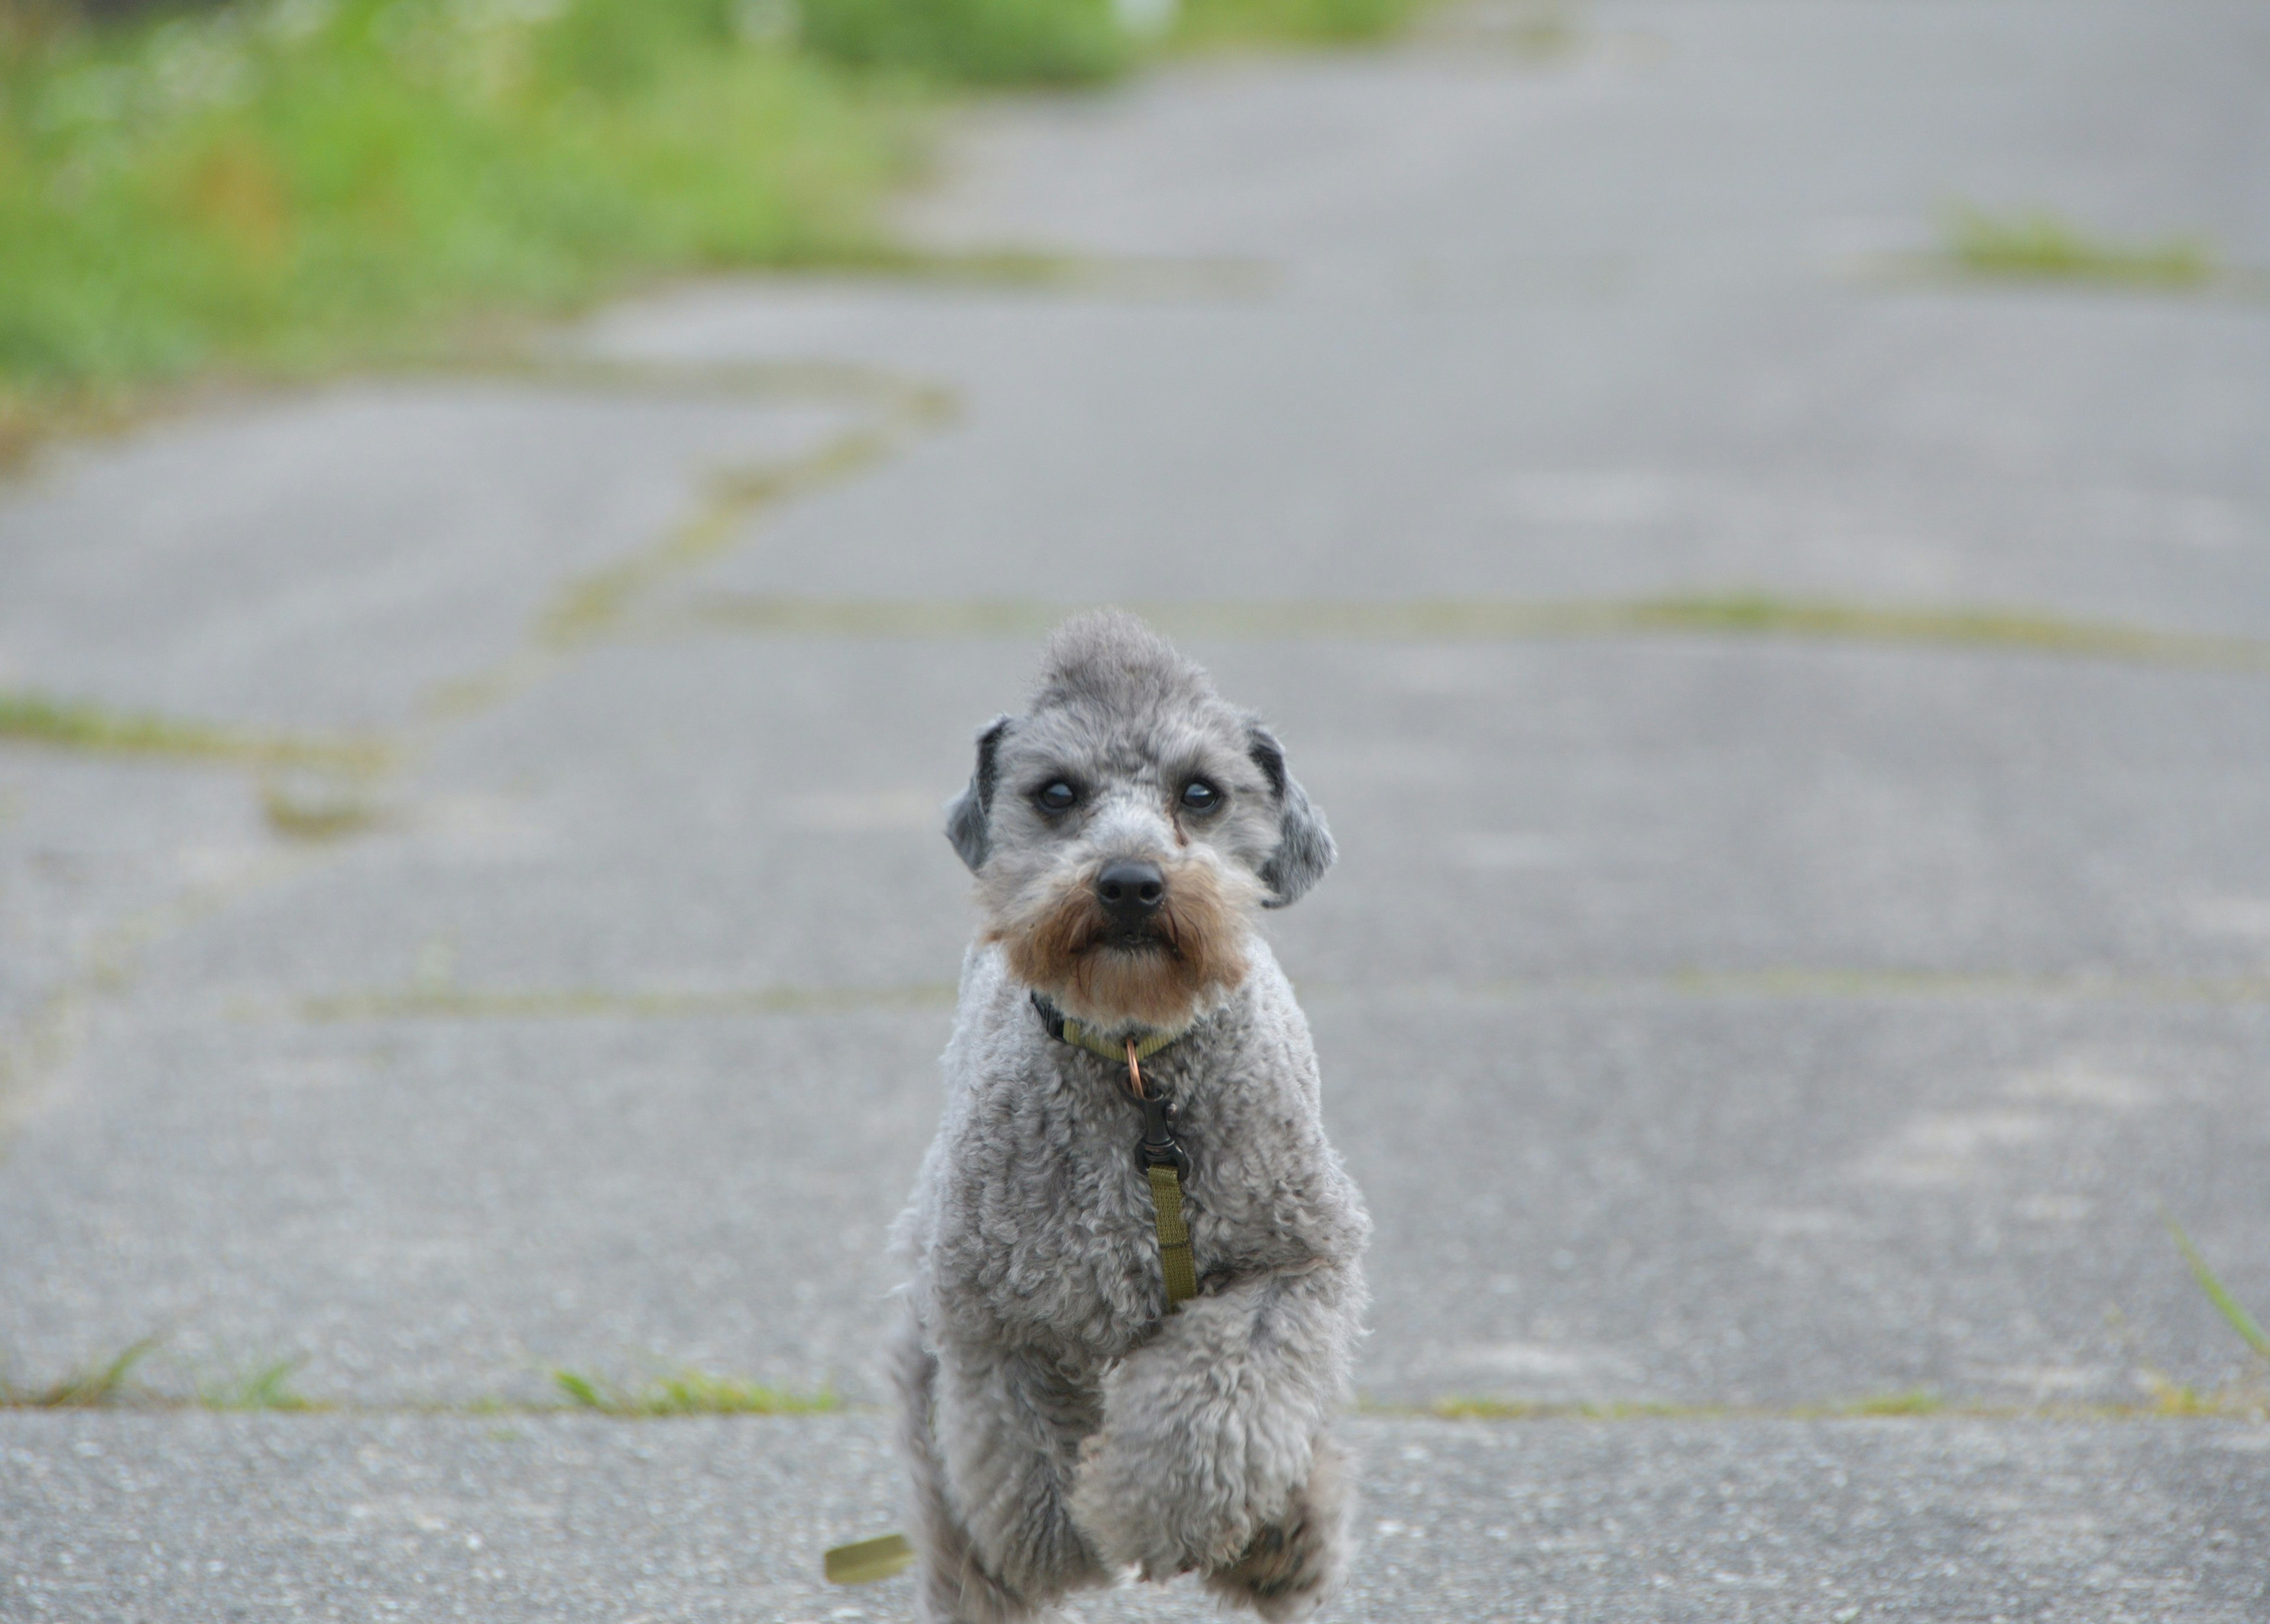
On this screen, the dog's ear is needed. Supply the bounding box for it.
[945,714,1014,872]
[1248,724,1335,907]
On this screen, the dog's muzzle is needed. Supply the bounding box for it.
[1094,859,1167,942]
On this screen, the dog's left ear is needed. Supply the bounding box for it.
[945,714,1013,871]
[1248,724,1335,907]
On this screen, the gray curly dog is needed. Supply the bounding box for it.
[889,611,1371,1622]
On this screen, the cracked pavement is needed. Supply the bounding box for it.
[4,1,2268,1618]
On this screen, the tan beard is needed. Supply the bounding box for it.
[988,855,1255,1031]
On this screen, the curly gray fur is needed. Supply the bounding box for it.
[893,612,1370,1622]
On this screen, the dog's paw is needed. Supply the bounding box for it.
[1068,1429,1247,1580]
[1201,1435,1351,1621]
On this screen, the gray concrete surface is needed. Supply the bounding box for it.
[0,378,867,732]
[5,1413,2267,1622]
[4,0,2268,1617]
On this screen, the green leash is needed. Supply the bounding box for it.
[823,1532,915,1584]
[1127,1042,1198,1309]
[823,1009,1197,1586]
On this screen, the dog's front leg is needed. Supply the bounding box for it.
[1068,1265,1357,1610]
[929,1336,1108,1616]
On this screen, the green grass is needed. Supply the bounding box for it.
[1408,1387,2270,1422]
[0,686,386,768]
[801,0,1130,80]
[0,1340,332,1411]
[197,1354,316,1411]
[2163,1211,2270,1360]
[1422,1396,1717,1421]
[667,591,2270,676]
[554,1367,840,1415]
[0,0,1444,456]
[1827,1389,1944,1418]
[0,0,914,446]
[0,1335,159,1406]
[1173,0,1432,46]
[1945,205,2217,290]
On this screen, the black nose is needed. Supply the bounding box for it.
[1095,860,1166,923]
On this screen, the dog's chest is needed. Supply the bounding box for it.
[936,1066,1267,1348]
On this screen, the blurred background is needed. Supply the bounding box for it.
[2,0,2268,1618]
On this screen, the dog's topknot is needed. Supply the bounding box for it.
[1033,609,1216,715]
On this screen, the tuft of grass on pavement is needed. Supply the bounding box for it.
[0,686,387,770]
[2162,1211,2270,1360]
[0,1337,160,1407]
[1830,1389,1945,1418]
[199,1355,317,1411]
[1944,205,2216,289]
[1,688,242,757]
[554,1367,840,1416]
[1420,1396,1720,1421]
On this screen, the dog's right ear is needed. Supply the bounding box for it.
[944,715,1014,872]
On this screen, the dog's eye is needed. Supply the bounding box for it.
[1180,780,1222,815]
[1036,781,1078,813]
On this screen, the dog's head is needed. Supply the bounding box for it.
[945,610,1334,1035]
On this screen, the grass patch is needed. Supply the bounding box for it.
[1823,1389,1944,1418]
[1944,206,2217,290]
[2133,1375,2266,1419]
[0,0,1423,452]
[1420,1397,1724,1421]
[1407,1388,2267,1422]
[0,686,386,769]
[1173,0,1434,47]
[197,1354,316,1411]
[800,0,1131,81]
[1,1341,331,1411]
[0,0,920,440]
[2,688,242,757]
[669,592,2270,675]
[0,1336,159,1407]
[2163,1211,2270,1360]
[554,1367,839,1416]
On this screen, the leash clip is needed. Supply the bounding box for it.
[1126,1040,1191,1179]
[1135,1091,1190,1178]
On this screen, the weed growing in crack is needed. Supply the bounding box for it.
[554,1367,839,1416]
[2162,1211,2269,1360]
[670,593,2270,675]
[2130,1375,2266,1419]
[0,1337,160,1407]
[0,688,385,771]
[1944,206,2217,290]
[1405,1385,2269,1422]
[1826,1390,1945,1418]
[1417,1398,1724,1421]
[199,1356,316,1412]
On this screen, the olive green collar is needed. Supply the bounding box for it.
[1030,993,1183,1064]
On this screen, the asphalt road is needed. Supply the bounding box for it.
[3,1,2266,1618]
